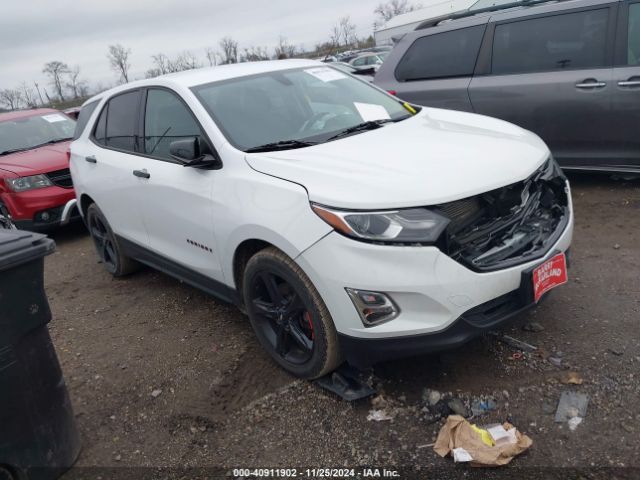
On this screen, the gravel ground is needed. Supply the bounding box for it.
[42,172,639,479]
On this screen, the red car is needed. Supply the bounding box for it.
[0,108,79,231]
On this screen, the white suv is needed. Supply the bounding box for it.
[70,60,573,379]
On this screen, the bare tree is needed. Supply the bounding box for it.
[66,66,87,99]
[107,44,132,83]
[205,47,218,67]
[146,51,202,78]
[42,61,70,101]
[219,37,239,64]
[338,16,358,47]
[20,82,37,107]
[330,23,342,48]
[241,46,270,62]
[173,51,201,71]
[274,36,298,59]
[374,0,422,27]
[0,89,23,110]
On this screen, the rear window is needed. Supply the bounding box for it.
[72,100,99,140]
[492,9,609,75]
[395,25,486,82]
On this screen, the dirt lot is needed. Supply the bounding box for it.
[44,172,639,478]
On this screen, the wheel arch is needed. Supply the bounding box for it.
[79,193,96,218]
[228,225,318,297]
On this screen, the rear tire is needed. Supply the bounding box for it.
[86,203,138,277]
[243,247,342,379]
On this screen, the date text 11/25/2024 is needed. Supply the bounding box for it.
[232,468,401,478]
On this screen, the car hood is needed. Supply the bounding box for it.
[0,142,70,176]
[245,108,550,210]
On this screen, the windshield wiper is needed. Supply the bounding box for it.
[245,139,317,153]
[325,119,394,142]
[0,148,28,156]
[0,137,73,156]
[32,137,73,148]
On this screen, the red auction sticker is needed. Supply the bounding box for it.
[532,253,568,303]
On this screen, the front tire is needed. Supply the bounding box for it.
[86,203,138,277]
[243,247,342,379]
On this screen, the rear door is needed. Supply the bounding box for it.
[75,90,149,245]
[610,0,640,170]
[469,5,617,168]
[379,24,487,112]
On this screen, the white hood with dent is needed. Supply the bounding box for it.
[245,108,550,210]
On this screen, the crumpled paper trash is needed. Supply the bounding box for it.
[434,415,533,467]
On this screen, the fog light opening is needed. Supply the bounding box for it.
[346,288,400,327]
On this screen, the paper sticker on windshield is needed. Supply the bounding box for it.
[354,102,391,122]
[305,67,347,82]
[42,114,67,123]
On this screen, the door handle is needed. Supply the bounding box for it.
[618,80,640,87]
[133,169,150,179]
[575,80,607,89]
[85,155,97,163]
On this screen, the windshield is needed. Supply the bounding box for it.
[0,113,76,154]
[192,66,411,152]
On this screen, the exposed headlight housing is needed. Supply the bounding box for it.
[6,174,53,192]
[311,204,450,244]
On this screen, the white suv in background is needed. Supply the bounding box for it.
[70,60,573,379]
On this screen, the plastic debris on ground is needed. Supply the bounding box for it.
[555,391,589,431]
[562,372,584,385]
[568,417,583,431]
[423,389,499,423]
[490,332,538,352]
[434,415,532,467]
[366,409,394,422]
[366,394,399,422]
[471,399,497,417]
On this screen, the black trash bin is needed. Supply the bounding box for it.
[0,229,80,480]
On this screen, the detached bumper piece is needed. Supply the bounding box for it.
[437,158,569,272]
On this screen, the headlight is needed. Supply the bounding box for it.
[5,175,53,192]
[311,204,450,244]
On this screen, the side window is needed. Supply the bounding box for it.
[73,100,99,140]
[353,57,365,67]
[395,25,486,82]
[105,91,140,152]
[143,89,204,161]
[629,3,640,65]
[492,9,609,75]
[93,104,107,145]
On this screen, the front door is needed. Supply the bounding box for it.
[133,88,226,289]
[469,6,616,168]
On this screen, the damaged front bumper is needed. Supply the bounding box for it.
[438,158,569,272]
[297,158,573,367]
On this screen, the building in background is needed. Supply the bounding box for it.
[374,0,487,45]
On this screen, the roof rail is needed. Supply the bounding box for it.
[415,0,572,30]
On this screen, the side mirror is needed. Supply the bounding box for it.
[169,137,222,170]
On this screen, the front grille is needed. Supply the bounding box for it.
[46,168,73,188]
[436,159,569,272]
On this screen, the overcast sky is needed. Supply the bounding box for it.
[1,0,384,94]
